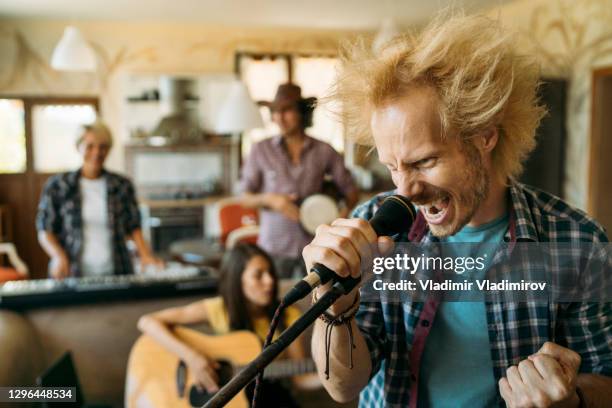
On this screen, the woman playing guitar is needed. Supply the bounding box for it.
[137,243,318,407]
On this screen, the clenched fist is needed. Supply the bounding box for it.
[499,342,581,408]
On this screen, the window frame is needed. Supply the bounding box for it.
[0,95,99,279]
[234,51,344,156]
[0,95,99,177]
[235,51,339,83]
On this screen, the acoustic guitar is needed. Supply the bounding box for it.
[125,326,315,408]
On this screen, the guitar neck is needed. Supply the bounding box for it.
[241,359,315,380]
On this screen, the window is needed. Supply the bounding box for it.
[0,99,26,174]
[238,55,289,156]
[294,57,343,152]
[0,97,98,175]
[240,56,289,101]
[0,96,98,279]
[32,103,97,173]
[237,53,344,156]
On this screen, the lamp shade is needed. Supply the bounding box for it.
[51,26,97,72]
[214,81,263,134]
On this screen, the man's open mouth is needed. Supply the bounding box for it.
[420,196,451,225]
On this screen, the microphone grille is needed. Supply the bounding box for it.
[370,195,416,236]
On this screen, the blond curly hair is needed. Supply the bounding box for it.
[333,13,546,182]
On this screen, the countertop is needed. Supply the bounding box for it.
[139,195,229,208]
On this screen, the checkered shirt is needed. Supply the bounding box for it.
[352,181,611,408]
[36,169,141,277]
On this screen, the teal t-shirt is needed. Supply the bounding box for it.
[418,214,509,408]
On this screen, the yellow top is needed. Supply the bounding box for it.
[203,296,301,341]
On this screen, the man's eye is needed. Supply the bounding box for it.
[416,158,436,169]
[383,163,397,172]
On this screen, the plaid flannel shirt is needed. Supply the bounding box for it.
[36,169,141,277]
[353,181,611,408]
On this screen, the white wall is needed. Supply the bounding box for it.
[487,0,612,209]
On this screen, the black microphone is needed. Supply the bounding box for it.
[283,195,416,306]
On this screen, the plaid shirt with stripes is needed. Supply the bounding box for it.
[36,169,142,277]
[352,181,611,408]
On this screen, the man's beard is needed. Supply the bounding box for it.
[428,142,489,237]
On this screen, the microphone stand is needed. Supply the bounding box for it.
[202,279,356,408]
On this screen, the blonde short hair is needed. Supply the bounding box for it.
[333,13,547,182]
[76,121,113,149]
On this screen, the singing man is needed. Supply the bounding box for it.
[304,14,612,408]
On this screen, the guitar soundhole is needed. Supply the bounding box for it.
[188,360,234,407]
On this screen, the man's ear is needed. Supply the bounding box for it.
[476,126,499,153]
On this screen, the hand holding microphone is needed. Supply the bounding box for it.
[290,195,415,314]
[303,219,394,313]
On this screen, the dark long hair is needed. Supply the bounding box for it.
[218,243,280,332]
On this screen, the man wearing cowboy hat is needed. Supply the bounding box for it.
[240,83,359,278]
